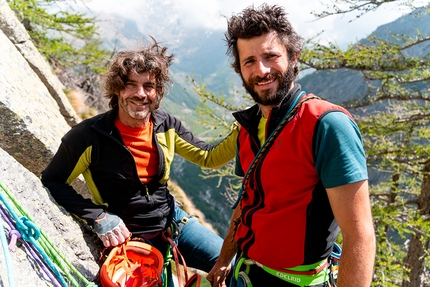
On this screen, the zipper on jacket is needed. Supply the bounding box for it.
[144,185,154,207]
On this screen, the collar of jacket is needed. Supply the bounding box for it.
[233,82,303,137]
[91,108,168,134]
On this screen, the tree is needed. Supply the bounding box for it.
[192,0,430,285]
[300,1,430,286]
[8,0,112,114]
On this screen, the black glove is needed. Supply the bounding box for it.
[94,212,130,247]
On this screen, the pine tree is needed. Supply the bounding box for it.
[8,0,112,114]
[300,1,430,285]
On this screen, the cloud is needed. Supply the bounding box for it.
[77,0,429,48]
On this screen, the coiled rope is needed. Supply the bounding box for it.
[0,180,97,287]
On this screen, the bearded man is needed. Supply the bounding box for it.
[41,38,238,287]
[207,4,375,287]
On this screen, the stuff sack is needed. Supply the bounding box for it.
[100,240,164,287]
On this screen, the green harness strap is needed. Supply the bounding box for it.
[234,257,330,287]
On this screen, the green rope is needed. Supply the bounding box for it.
[233,93,320,209]
[0,180,97,287]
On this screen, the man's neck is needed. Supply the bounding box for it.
[260,104,275,119]
[117,113,151,128]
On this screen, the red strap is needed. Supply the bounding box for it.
[162,227,189,286]
[280,259,329,276]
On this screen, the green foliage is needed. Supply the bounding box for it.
[9,0,111,77]
[186,76,252,204]
[302,1,430,285]
[311,0,422,20]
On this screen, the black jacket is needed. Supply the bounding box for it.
[41,109,238,234]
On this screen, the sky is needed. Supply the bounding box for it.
[74,0,430,48]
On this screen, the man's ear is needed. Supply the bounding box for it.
[292,52,299,65]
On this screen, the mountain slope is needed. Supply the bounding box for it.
[299,8,430,105]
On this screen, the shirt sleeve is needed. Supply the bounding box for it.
[314,111,368,188]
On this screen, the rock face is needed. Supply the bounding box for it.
[0,0,103,285]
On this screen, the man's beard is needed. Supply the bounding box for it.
[120,94,161,120]
[242,65,296,106]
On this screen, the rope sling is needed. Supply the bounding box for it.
[0,180,97,287]
[233,91,317,208]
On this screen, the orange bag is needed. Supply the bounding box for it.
[100,241,164,287]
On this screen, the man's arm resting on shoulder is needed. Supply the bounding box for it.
[327,180,375,287]
[207,205,240,287]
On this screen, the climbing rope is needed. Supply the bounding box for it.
[233,92,320,208]
[0,204,62,286]
[0,180,98,287]
[0,213,15,287]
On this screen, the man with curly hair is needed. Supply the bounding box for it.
[41,38,238,287]
[207,4,375,287]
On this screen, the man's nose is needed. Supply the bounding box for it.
[256,60,270,77]
[135,85,147,97]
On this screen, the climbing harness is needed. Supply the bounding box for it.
[160,225,190,287]
[170,214,198,241]
[0,180,97,287]
[234,257,330,286]
[233,243,342,287]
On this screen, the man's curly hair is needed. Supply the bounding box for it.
[103,37,174,109]
[225,4,304,76]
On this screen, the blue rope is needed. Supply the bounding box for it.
[16,216,69,287]
[0,183,69,286]
[0,215,15,287]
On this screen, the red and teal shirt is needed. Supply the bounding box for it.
[232,84,368,270]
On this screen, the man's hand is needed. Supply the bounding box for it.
[94,212,130,247]
[207,264,231,287]
[207,204,240,286]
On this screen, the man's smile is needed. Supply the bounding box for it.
[255,75,276,86]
